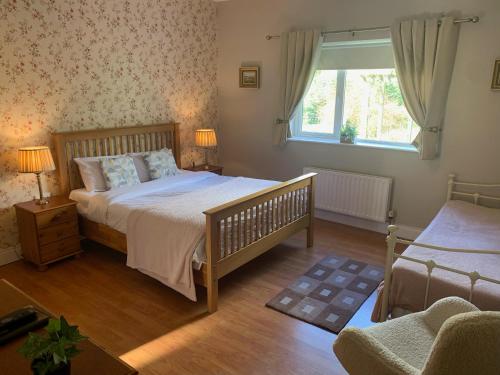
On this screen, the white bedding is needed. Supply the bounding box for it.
[70,170,279,300]
[69,189,97,217]
[70,170,234,268]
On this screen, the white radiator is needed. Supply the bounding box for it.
[304,167,392,223]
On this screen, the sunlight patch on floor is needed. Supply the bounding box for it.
[119,315,213,369]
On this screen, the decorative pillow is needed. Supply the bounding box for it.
[100,156,140,189]
[143,148,179,179]
[74,157,113,192]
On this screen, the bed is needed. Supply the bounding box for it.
[373,174,500,322]
[52,123,316,312]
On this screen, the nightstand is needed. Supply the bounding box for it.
[186,164,223,175]
[14,196,81,271]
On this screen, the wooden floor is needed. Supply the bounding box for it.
[0,219,388,375]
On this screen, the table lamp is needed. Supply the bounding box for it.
[18,146,56,205]
[195,129,217,169]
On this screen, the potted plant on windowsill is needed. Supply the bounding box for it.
[19,316,87,375]
[340,121,358,144]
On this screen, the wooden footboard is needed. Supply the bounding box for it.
[204,173,316,312]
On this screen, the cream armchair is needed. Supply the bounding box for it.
[333,297,500,375]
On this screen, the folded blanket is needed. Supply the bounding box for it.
[126,176,277,300]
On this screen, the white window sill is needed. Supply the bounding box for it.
[288,136,418,153]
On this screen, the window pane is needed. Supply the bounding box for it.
[343,69,417,143]
[301,70,337,134]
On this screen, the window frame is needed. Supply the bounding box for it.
[291,42,417,149]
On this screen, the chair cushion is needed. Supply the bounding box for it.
[334,327,420,375]
[366,312,436,370]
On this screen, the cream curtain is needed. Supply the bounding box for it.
[391,16,460,160]
[273,30,323,146]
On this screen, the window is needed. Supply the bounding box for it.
[292,39,417,148]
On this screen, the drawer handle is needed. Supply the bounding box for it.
[51,211,66,222]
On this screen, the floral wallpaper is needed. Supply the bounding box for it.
[0,0,217,251]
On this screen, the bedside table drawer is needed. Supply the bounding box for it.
[36,206,77,229]
[40,236,80,263]
[38,221,79,246]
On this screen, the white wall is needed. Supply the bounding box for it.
[216,0,500,229]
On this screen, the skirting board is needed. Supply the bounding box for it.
[315,209,423,240]
[0,245,21,266]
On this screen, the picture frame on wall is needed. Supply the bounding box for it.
[239,67,260,88]
[492,59,500,90]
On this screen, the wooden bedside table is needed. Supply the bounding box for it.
[186,164,223,175]
[14,196,81,271]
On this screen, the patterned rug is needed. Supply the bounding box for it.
[266,254,384,334]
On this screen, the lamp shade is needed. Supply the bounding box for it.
[18,146,56,173]
[195,129,217,148]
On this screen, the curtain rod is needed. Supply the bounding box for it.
[265,16,479,40]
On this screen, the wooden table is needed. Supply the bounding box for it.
[0,279,137,375]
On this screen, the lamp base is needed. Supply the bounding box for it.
[35,172,49,205]
[36,198,49,205]
[204,148,209,167]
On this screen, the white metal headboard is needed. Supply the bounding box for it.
[447,173,500,206]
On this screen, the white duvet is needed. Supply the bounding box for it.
[70,171,278,300]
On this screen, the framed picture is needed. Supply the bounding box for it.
[239,67,260,88]
[492,59,500,90]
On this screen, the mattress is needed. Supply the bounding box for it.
[373,200,500,321]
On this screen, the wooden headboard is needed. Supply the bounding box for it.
[52,122,180,195]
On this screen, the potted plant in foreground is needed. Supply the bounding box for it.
[340,121,358,144]
[19,316,87,375]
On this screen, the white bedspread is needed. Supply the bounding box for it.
[126,176,276,301]
[70,171,277,300]
[71,171,232,267]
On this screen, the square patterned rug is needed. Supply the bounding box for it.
[266,254,384,334]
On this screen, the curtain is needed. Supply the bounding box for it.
[391,16,460,160]
[273,30,323,146]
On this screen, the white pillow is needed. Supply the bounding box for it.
[74,157,110,192]
[100,156,140,189]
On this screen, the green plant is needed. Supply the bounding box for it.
[340,121,358,142]
[19,316,87,375]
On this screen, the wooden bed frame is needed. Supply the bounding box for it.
[381,174,500,321]
[52,122,316,313]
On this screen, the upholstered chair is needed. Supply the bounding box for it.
[333,297,500,375]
